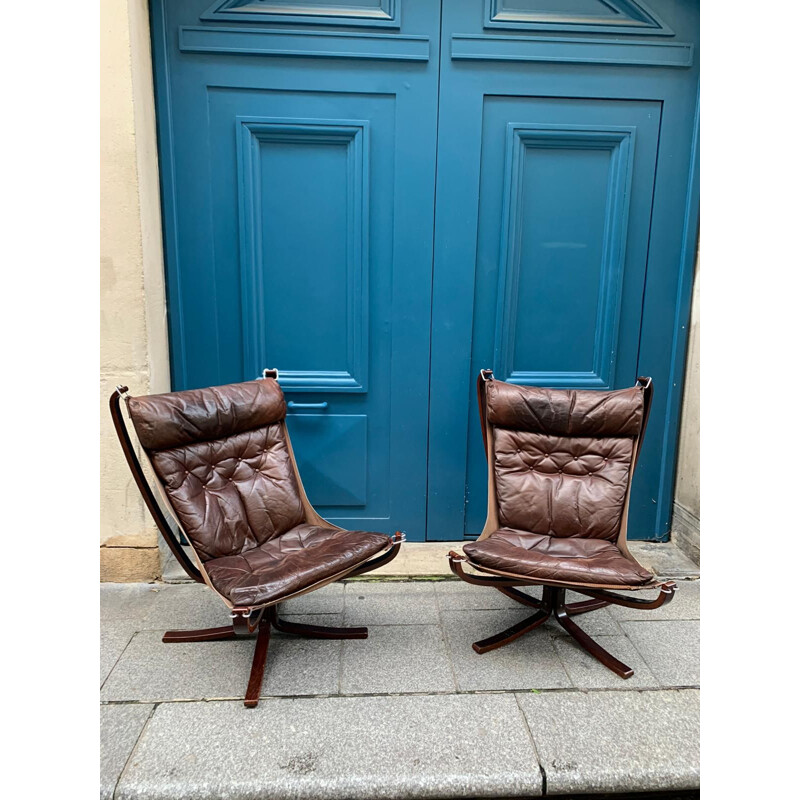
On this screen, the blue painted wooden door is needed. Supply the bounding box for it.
[426,0,699,540]
[151,0,441,539]
[152,0,699,542]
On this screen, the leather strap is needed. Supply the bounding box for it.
[634,376,653,470]
[477,369,493,459]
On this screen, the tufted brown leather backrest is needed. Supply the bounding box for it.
[485,380,645,541]
[127,380,305,561]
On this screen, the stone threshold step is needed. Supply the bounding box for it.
[103,689,699,800]
[160,540,699,584]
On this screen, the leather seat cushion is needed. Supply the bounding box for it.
[463,528,653,586]
[205,524,391,606]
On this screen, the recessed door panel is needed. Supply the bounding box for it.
[463,96,661,534]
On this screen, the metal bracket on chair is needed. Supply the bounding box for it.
[231,606,269,635]
[480,368,494,382]
[262,368,279,380]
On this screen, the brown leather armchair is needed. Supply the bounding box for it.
[110,371,403,707]
[448,370,675,678]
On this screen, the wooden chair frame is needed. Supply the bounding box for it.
[110,374,404,707]
[447,370,675,679]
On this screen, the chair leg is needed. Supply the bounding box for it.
[244,618,272,708]
[563,597,611,616]
[162,625,238,643]
[552,589,634,679]
[272,615,368,639]
[472,609,551,654]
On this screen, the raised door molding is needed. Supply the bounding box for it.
[493,123,636,388]
[179,25,429,60]
[202,0,401,28]
[450,33,692,67]
[484,0,674,35]
[237,117,370,392]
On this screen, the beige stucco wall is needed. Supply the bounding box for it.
[672,252,700,564]
[101,0,170,581]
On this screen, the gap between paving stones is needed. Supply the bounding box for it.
[101,684,701,708]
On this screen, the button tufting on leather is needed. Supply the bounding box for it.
[493,427,634,540]
[149,422,305,561]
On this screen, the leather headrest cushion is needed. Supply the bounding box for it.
[485,380,643,437]
[128,379,286,450]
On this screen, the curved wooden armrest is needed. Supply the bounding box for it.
[346,531,405,578]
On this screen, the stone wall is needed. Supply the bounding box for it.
[672,253,700,564]
[100,0,170,581]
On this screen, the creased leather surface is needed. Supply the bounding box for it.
[493,429,633,540]
[129,379,285,450]
[127,379,393,604]
[486,381,643,437]
[205,524,390,606]
[149,423,305,561]
[464,528,653,586]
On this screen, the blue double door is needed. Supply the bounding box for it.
[152,0,699,542]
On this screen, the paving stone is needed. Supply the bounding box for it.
[280,582,345,615]
[276,612,345,631]
[517,689,700,794]
[100,626,136,686]
[341,625,456,694]
[608,579,700,621]
[100,583,160,622]
[553,635,659,689]
[621,620,700,686]
[116,694,542,799]
[262,636,342,698]
[141,583,231,630]
[435,581,535,610]
[100,703,153,800]
[441,610,571,691]
[344,581,439,625]
[101,629,340,701]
